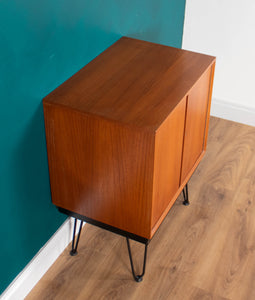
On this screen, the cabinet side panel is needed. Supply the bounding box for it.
[43,104,154,238]
[180,67,211,183]
[151,99,186,230]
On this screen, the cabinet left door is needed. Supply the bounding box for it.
[151,98,186,235]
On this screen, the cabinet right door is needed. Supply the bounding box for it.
[180,67,212,183]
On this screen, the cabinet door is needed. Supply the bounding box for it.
[151,98,186,229]
[180,67,212,183]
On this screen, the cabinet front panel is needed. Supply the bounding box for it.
[151,98,186,228]
[180,67,211,183]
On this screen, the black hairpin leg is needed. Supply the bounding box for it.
[70,218,83,256]
[126,238,148,282]
[182,183,190,206]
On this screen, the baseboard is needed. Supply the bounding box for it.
[1,218,85,300]
[210,98,255,127]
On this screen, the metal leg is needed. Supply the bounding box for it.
[126,238,148,282]
[70,218,83,256]
[182,183,190,206]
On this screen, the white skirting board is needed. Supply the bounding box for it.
[1,218,85,300]
[210,98,255,127]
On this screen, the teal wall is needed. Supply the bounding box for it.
[0,0,186,293]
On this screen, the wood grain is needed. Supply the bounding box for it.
[151,98,186,229]
[44,37,215,239]
[44,37,215,130]
[180,66,212,182]
[203,62,216,151]
[44,104,155,238]
[27,117,255,300]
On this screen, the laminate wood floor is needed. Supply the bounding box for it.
[27,117,255,300]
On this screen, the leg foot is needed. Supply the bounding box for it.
[70,218,83,256]
[182,184,190,206]
[126,238,148,282]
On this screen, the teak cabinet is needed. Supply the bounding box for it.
[44,37,215,242]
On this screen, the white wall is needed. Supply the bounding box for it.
[182,0,255,126]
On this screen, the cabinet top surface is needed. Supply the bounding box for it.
[44,37,215,130]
